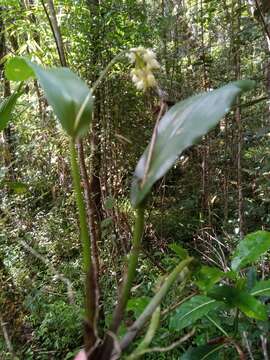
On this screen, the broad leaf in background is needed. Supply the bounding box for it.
[246,267,257,291]
[5,57,93,139]
[195,266,223,292]
[127,296,150,318]
[131,80,255,207]
[169,295,223,331]
[209,285,267,320]
[231,231,270,271]
[181,344,223,360]
[251,279,270,297]
[169,243,189,259]
[5,57,34,81]
[0,83,23,131]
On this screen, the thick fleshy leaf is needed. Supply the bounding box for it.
[0,83,23,131]
[131,80,255,207]
[5,57,93,139]
[251,280,270,297]
[169,295,223,331]
[181,344,223,360]
[209,285,267,320]
[195,266,223,292]
[231,231,270,271]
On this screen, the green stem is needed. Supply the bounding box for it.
[91,50,127,94]
[110,206,145,332]
[127,306,161,360]
[69,139,91,272]
[120,257,193,351]
[99,207,145,359]
[122,206,145,304]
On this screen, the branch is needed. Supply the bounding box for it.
[120,257,193,351]
[254,0,270,43]
[138,328,195,355]
[161,292,197,318]
[0,315,15,357]
[127,307,161,360]
[19,240,75,304]
[41,0,67,66]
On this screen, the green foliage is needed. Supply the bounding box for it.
[127,296,150,318]
[169,295,223,331]
[209,285,267,320]
[131,80,255,208]
[4,180,28,194]
[169,243,189,259]
[231,231,270,270]
[0,83,23,131]
[6,57,93,139]
[181,344,223,360]
[251,279,270,297]
[195,266,223,292]
[5,57,34,81]
[2,0,270,358]
[25,295,83,354]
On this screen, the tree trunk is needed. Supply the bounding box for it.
[0,6,16,181]
[233,0,244,239]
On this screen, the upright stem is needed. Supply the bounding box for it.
[110,206,145,332]
[91,50,127,94]
[120,257,193,351]
[69,139,91,272]
[99,207,145,360]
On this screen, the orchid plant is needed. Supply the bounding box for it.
[1,48,267,360]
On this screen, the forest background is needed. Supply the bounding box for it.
[1,0,270,359]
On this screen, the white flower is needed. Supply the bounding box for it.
[146,58,160,70]
[127,52,136,63]
[128,46,160,91]
[142,49,156,63]
[136,80,145,90]
[146,73,156,87]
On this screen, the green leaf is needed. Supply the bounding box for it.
[231,231,270,271]
[104,196,115,210]
[5,57,34,81]
[209,285,267,320]
[169,243,189,259]
[131,80,255,207]
[251,280,270,297]
[7,181,28,194]
[169,295,223,331]
[195,266,223,292]
[5,57,93,139]
[0,83,23,131]
[127,297,150,318]
[246,267,257,291]
[181,344,223,360]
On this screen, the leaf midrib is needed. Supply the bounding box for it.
[251,287,270,296]
[178,299,217,323]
